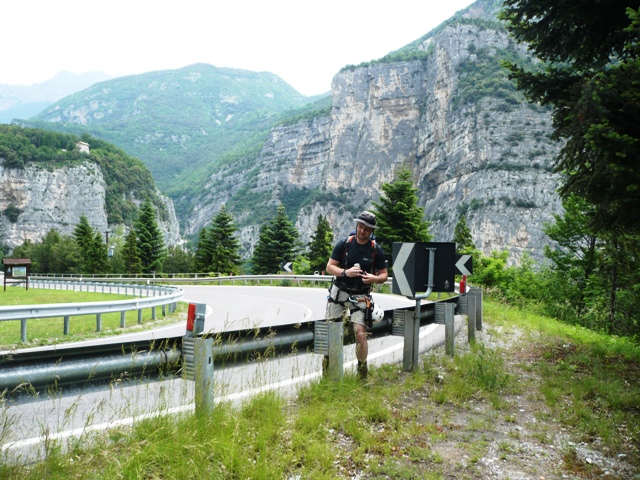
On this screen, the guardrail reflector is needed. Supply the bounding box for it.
[187,303,196,331]
[314,321,329,355]
[434,303,446,324]
[392,310,406,336]
[182,337,195,380]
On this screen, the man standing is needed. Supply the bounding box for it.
[325,211,388,379]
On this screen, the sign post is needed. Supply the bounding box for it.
[2,258,31,291]
[392,242,457,371]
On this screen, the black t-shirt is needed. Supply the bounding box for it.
[330,236,386,292]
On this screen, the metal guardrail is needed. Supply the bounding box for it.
[31,272,332,280]
[30,273,392,286]
[0,283,480,394]
[0,299,445,393]
[0,279,183,342]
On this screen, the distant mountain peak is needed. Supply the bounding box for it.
[0,71,112,124]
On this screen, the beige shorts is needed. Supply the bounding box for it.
[325,284,368,327]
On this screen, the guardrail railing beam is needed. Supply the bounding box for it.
[0,279,184,343]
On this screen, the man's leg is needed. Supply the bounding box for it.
[353,323,368,363]
[353,321,368,380]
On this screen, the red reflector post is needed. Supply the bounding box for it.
[187,303,196,331]
[460,275,467,294]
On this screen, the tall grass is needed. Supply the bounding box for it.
[0,299,638,478]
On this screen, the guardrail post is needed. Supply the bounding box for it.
[64,315,70,335]
[96,313,102,332]
[315,320,344,380]
[120,311,126,328]
[152,306,156,320]
[403,309,420,372]
[470,287,483,331]
[467,295,476,344]
[194,337,215,417]
[326,321,344,380]
[138,309,143,324]
[21,319,27,342]
[445,302,455,356]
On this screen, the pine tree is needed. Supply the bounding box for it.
[307,215,333,274]
[85,230,109,274]
[251,224,275,275]
[208,205,242,275]
[251,204,300,274]
[453,215,474,253]
[135,200,165,274]
[73,214,97,273]
[194,227,213,273]
[372,168,432,251]
[122,228,143,274]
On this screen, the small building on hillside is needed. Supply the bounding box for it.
[76,141,90,154]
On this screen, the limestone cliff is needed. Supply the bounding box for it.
[187,3,562,264]
[0,160,180,249]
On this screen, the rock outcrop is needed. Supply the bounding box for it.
[0,161,180,249]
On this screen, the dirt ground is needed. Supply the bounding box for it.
[358,323,640,479]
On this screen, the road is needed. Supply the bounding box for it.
[6,284,417,352]
[0,285,462,465]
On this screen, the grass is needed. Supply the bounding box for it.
[1,298,638,478]
[0,288,187,349]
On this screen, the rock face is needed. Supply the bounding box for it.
[0,161,181,249]
[187,4,563,264]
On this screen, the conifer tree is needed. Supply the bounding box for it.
[135,200,165,274]
[453,215,474,253]
[208,205,242,275]
[372,168,431,251]
[251,204,300,274]
[85,230,109,274]
[73,214,99,273]
[307,215,333,273]
[251,224,274,275]
[73,215,94,252]
[194,227,212,273]
[122,228,143,274]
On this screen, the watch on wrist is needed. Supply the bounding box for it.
[342,269,346,277]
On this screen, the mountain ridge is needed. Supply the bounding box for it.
[25,63,318,195]
[11,0,563,265]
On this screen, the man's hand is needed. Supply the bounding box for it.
[346,266,363,277]
[361,272,376,284]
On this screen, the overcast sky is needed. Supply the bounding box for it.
[2,0,475,96]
